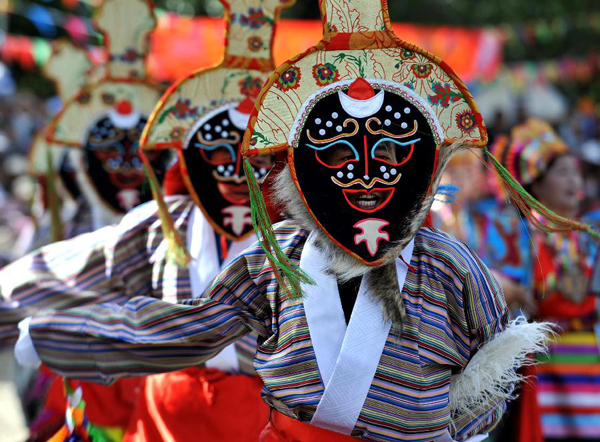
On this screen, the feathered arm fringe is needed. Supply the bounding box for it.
[450,317,554,418]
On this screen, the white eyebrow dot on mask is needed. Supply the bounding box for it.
[204,124,211,130]
[319,129,326,136]
[215,126,222,132]
[337,171,344,178]
[221,131,228,137]
[222,120,229,126]
[385,105,392,112]
[401,122,408,129]
[347,164,354,171]
[404,107,411,114]
[228,164,234,171]
[326,121,333,127]
[336,125,342,132]
[347,172,354,179]
[205,133,213,140]
[315,118,322,125]
[364,175,369,180]
[260,168,266,174]
[380,165,386,172]
[384,173,390,179]
[332,112,338,119]
[384,119,391,126]
[394,112,401,119]
[391,168,397,175]
[217,165,225,172]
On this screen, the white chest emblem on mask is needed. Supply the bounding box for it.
[353,218,390,257]
[222,205,252,236]
[117,189,140,211]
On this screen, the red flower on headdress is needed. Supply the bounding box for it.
[239,76,263,99]
[428,82,463,108]
[247,36,264,52]
[455,110,477,134]
[411,63,433,79]
[239,8,269,29]
[173,98,198,120]
[276,66,301,91]
[312,63,340,86]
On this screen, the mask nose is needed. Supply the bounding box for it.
[363,135,370,180]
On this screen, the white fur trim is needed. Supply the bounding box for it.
[288,79,444,148]
[449,317,554,417]
[338,89,385,119]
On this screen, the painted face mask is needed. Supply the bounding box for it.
[84,101,170,212]
[182,100,274,239]
[292,79,438,264]
[45,0,166,219]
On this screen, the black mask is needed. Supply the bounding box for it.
[292,82,438,265]
[85,115,170,213]
[182,102,274,240]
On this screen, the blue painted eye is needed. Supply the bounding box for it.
[305,140,359,168]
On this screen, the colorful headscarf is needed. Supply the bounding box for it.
[491,119,569,187]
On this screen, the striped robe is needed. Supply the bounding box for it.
[0,195,255,372]
[26,221,510,441]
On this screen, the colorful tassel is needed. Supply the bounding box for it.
[243,159,314,299]
[141,151,190,267]
[484,148,599,239]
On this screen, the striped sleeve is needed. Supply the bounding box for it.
[460,244,509,353]
[28,250,272,384]
[453,243,510,439]
[0,202,163,346]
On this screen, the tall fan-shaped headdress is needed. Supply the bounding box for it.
[28,40,94,241]
[241,0,598,297]
[140,0,294,263]
[46,0,170,220]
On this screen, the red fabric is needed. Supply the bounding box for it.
[38,372,140,429]
[516,365,543,442]
[259,410,356,442]
[163,160,188,196]
[124,367,269,442]
[534,236,596,322]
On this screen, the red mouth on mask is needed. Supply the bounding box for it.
[218,181,250,204]
[342,187,394,213]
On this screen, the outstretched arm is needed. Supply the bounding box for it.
[0,200,189,346]
[22,250,272,384]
